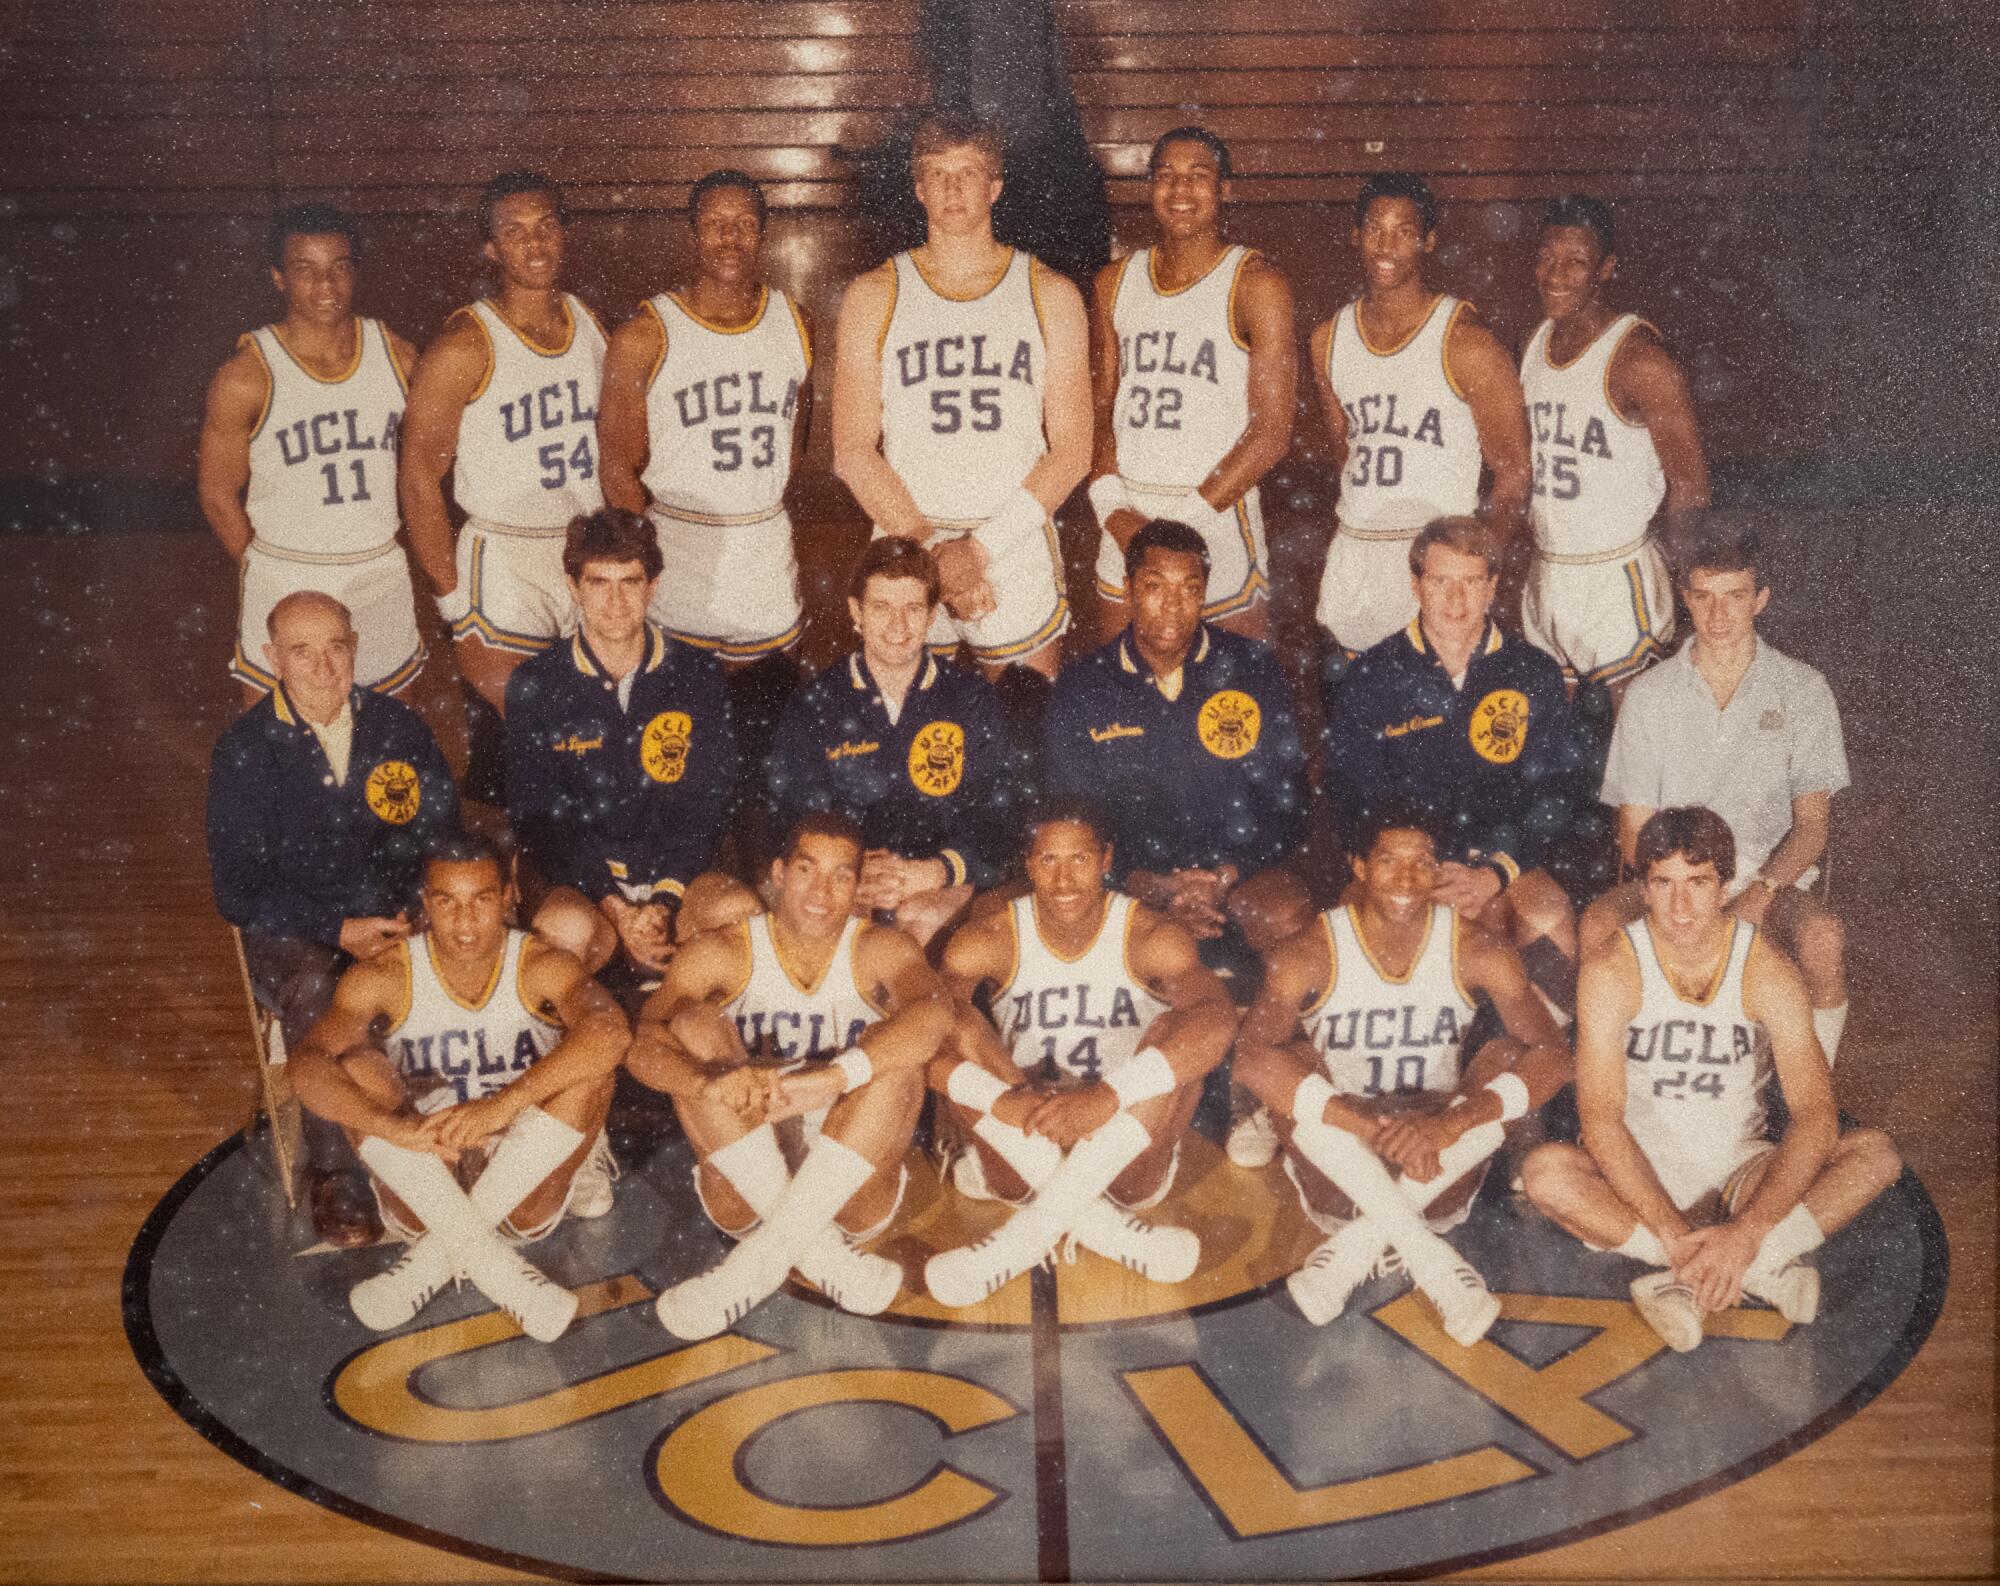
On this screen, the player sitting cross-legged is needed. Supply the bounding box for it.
[1234,803,1571,1345]
[629,812,954,1338]
[923,797,1240,1305]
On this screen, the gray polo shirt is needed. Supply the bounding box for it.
[1602,636,1849,881]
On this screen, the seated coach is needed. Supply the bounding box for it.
[205,590,459,1246]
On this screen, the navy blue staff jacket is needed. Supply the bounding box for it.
[1329,618,1578,882]
[206,685,458,947]
[1045,627,1308,881]
[505,624,737,904]
[766,653,1020,887]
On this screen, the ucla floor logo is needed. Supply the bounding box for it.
[126,1130,1945,1582]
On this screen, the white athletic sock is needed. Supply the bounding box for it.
[1290,1109,1454,1270]
[1751,1202,1824,1278]
[1338,1120,1508,1267]
[704,1125,791,1222]
[357,1135,491,1249]
[469,1105,586,1228]
[732,1134,876,1275]
[1812,1002,1849,1068]
[999,1110,1154,1254]
[1613,1224,1670,1265]
[970,1113,1063,1191]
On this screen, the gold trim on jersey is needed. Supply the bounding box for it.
[668,286,770,336]
[450,306,497,403]
[515,936,565,1028]
[1029,892,1113,967]
[1346,902,1432,987]
[241,334,274,440]
[1637,917,1743,1007]
[641,299,671,391]
[1227,248,1260,352]
[786,293,813,370]
[425,932,506,1013]
[908,246,1015,304]
[268,319,365,385]
[1450,911,1475,1008]
[1350,291,1450,360]
[487,294,579,359]
[1104,252,1134,324]
[388,939,415,1029]
[1603,317,1660,430]
[993,901,1022,1002]
[650,502,787,529]
[1146,242,1234,299]
[1300,911,1340,1018]
[1118,895,1152,995]
[1028,255,1048,338]
[720,920,757,1007]
[384,323,412,393]
[1440,300,1474,401]
[768,915,845,997]
[874,260,898,359]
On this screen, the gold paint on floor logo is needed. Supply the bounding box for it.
[1469,689,1530,764]
[1198,689,1261,759]
[642,712,693,783]
[908,721,965,797]
[364,759,421,824]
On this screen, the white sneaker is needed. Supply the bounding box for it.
[1069,1201,1200,1284]
[796,1230,902,1316]
[1630,1269,1705,1352]
[1226,1105,1280,1169]
[1285,1226,1389,1327]
[1746,1262,1820,1325]
[567,1132,618,1221]
[1409,1251,1502,1347]
[349,1235,455,1332]
[460,1237,580,1343]
[656,1245,787,1340]
[925,1221,1052,1309]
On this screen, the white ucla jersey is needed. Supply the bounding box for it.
[725,914,881,1064]
[1327,294,1481,534]
[997,894,1171,1083]
[385,930,561,1104]
[1301,904,1475,1098]
[452,294,607,528]
[1522,314,1665,557]
[1622,918,1767,1169]
[642,287,811,524]
[1111,245,1254,490]
[244,318,405,557]
[879,248,1047,526]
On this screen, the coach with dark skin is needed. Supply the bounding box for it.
[206,590,458,1246]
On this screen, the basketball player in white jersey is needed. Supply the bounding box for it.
[1312,172,1531,658]
[628,812,954,1338]
[1522,808,1900,1352]
[199,203,425,705]
[1088,127,1296,643]
[290,834,631,1342]
[921,798,1239,1305]
[1235,805,1570,1345]
[831,110,1092,682]
[1521,195,1710,700]
[401,171,608,721]
[598,170,814,664]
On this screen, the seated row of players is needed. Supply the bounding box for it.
[197,115,1708,731]
[270,790,1896,1358]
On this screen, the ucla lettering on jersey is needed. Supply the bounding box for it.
[1110,246,1253,491]
[386,931,562,1104]
[725,914,883,1065]
[1521,314,1666,558]
[1622,919,1768,1127]
[244,319,406,557]
[1326,295,1481,533]
[879,249,1048,524]
[1301,904,1476,1099]
[642,288,811,525]
[453,294,608,529]
[997,894,1170,1084]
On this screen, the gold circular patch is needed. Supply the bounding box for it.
[908,720,965,797]
[640,711,694,784]
[1196,689,1261,760]
[1469,688,1530,764]
[363,760,421,825]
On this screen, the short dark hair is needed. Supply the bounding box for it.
[1351,796,1444,862]
[1542,193,1615,256]
[424,829,508,882]
[1355,172,1438,238]
[1635,806,1737,885]
[1681,522,1766,589]
[781,810,866,864]
[690,168,768,230]
[562,508,663,582]
[849,536,942,606]
[1149,126,1232,182]
[1124,518,1212,586]
[1410,516,1500,578]
[480,169,565,240]
[1026,793,1111,850]
[911,109,1002,177]
[268,202,360,269]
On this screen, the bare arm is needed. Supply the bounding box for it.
[1235,927,1378,1137]
[1197,255,1296,512]
[195,342,269,562]
[1020,262,1093,515]
[1758,791,1831,891]
[831,264,928,539]
[597,307,664,513]
[1616,803,1658,874]
[1574,936,1690,1246]
[1610,326,1709,527]
[288,952,429,1148]
[626,927,756,1104]
[842,924,956,1076]
[1087,260,1149,554]
[1308,318,1349,475]
[1126,908,1240,1088]
[397,310,489,594]
[1446,310,1532,549]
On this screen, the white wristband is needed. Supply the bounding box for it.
[1105,1047,1176,1110]
[946,1061,1010,1113]
[1293,1073,1338,1128]
[1484,1071,1531,1123]
[1086,473,1131,532]
[973,486,1046,565]
[831,1047,873,1094]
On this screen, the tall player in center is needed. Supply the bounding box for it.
[833,111,1092,682]
[1089,127,1296,642]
